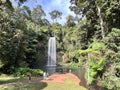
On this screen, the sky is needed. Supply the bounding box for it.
[13,0,75,25]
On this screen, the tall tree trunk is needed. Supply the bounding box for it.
[97,5,105,39]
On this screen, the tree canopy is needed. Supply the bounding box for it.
[0,0,120,89]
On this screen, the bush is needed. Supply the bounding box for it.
[14,67,43,77]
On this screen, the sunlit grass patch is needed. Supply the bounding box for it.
[0,82,47,90]
[0,78,87,90]
[43,78,87,90]
[0,74,27,84]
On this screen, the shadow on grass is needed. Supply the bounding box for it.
[0,77,27,84]
[0,82,47,90]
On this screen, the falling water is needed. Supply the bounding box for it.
[47,37,56,66]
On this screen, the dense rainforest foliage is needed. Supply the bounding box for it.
[0,0,120,89]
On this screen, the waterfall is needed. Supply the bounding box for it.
[47,37,56,66]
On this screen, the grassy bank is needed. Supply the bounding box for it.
[43,79,87,90]
[0,74,87,90]
[0,74,27,84]
[0,78,87,90]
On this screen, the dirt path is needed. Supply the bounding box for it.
[42,73,80,85]
[0,73,80,86]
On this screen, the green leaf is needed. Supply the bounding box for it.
[90,69,97,77]
[97,66,103,71]
[98,58,105,66]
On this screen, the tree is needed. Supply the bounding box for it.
[21,6,31,20]
[69,0,120,89]
[0,0,27,10]
[66,15,75,27]
[49,10,62,23]
[0,4,49,73]
[31,5,46,24]
[0,8,27,73]
[69,5,82,22]
[70,0,120,39]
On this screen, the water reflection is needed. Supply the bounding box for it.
[46,66,56,75]
[71,68,87,88]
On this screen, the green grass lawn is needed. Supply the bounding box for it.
[0,74,87,90]
[0,79,87,90]
[0,74,27,84]
[43,79,87,90]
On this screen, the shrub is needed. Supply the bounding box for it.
[14,67,43,77]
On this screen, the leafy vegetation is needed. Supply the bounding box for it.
[14,68,43,77]
[69,0,120,89]
[0,0,120,90]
